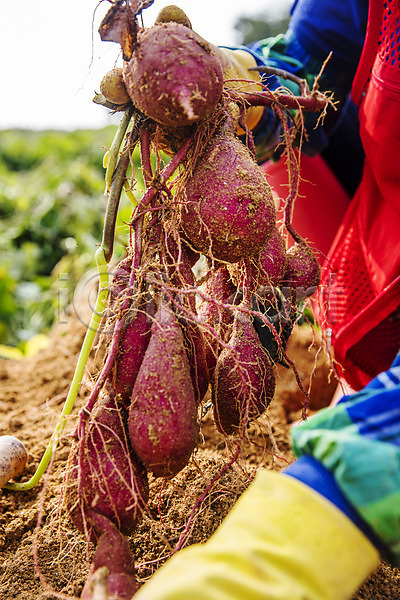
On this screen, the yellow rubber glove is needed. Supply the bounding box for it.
[216,47,264,132]
[133,470,379,600]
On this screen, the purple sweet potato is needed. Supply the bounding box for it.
[181,125,276,263]
[212,309,276,435]
[281,239,321,300]
[81,513,138,600]
[196,265,236,376]
[181,319,210,404]
[162,234,209,403]
[229,227,287,290]
[104,256,133,341]
[128,302,199,478]
[112,297,155,405]
[109,256,132,307]
[164,231,200,272]
[123,22,223,128]
[66,388,148,537]
[164,232,197,313]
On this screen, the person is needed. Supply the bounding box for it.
[127,1,400,598]
[221,0,400,393]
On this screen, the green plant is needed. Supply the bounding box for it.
[0,127,142,349]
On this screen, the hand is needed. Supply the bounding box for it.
[215,47,264,132]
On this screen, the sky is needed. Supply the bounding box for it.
[0,0,292,131]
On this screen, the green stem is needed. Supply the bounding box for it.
[5,248,109,491]
[104,106,134,194]
[123,180,138,207]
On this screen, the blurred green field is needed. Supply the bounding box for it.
[0,127,141,352]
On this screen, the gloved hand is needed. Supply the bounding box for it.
[214,46,265,132]
[286,351,400,565]
[153,6,323,161]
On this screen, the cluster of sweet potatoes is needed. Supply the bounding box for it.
[65,3,323,598]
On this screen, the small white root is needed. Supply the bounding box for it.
[0,435,28,488]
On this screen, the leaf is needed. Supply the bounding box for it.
[98,0,155,60]
[99,1,128,44]
[0,344,24,360]
[99,1,134,60]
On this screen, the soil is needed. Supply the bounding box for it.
[1,312,399,599]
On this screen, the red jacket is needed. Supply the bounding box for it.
[318,0,400,388]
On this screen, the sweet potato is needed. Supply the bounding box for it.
[123,22,223,128]
[281,239,321,300]
[66,388,148,538]
[109,256,132,306]
[81,512,138,600]
[196,265,237,376]
[129,302,199,477]
[212,310,276,435]
[164,232,197,313]
[229,227,287,290]
[100,68,130,106]
[155,5,192,28]
[112,297,155,405]
[181,319,210,404]
[0,436,28,488]
[162,234,210,402]
[181,123,276,263]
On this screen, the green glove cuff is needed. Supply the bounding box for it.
[291,390,400,565]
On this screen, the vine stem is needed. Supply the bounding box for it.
[76,221,141,426]
[242,90,330,111]
[104,106,134,194]
[4,248,110,491]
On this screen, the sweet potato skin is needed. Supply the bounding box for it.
[162,234,210,403]
[229,227,287,290]
[128,304,199,478]
[281,240,321,300]
[66,390,148,537]
[81,514,138,600]
[196,266,236,376]
[181,128,276,263]
[109,256,132,306]
[123,22,223,128]
[113,298,155,405]
[181,319,210,404]
[0,436,27,488]
[212,312,276,435]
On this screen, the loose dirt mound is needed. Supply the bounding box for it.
[0,315,399,599]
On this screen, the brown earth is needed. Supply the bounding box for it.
[0,313,399,599]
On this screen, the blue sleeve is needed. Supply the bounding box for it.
[230,0,369,160]
[287,0,368,91]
